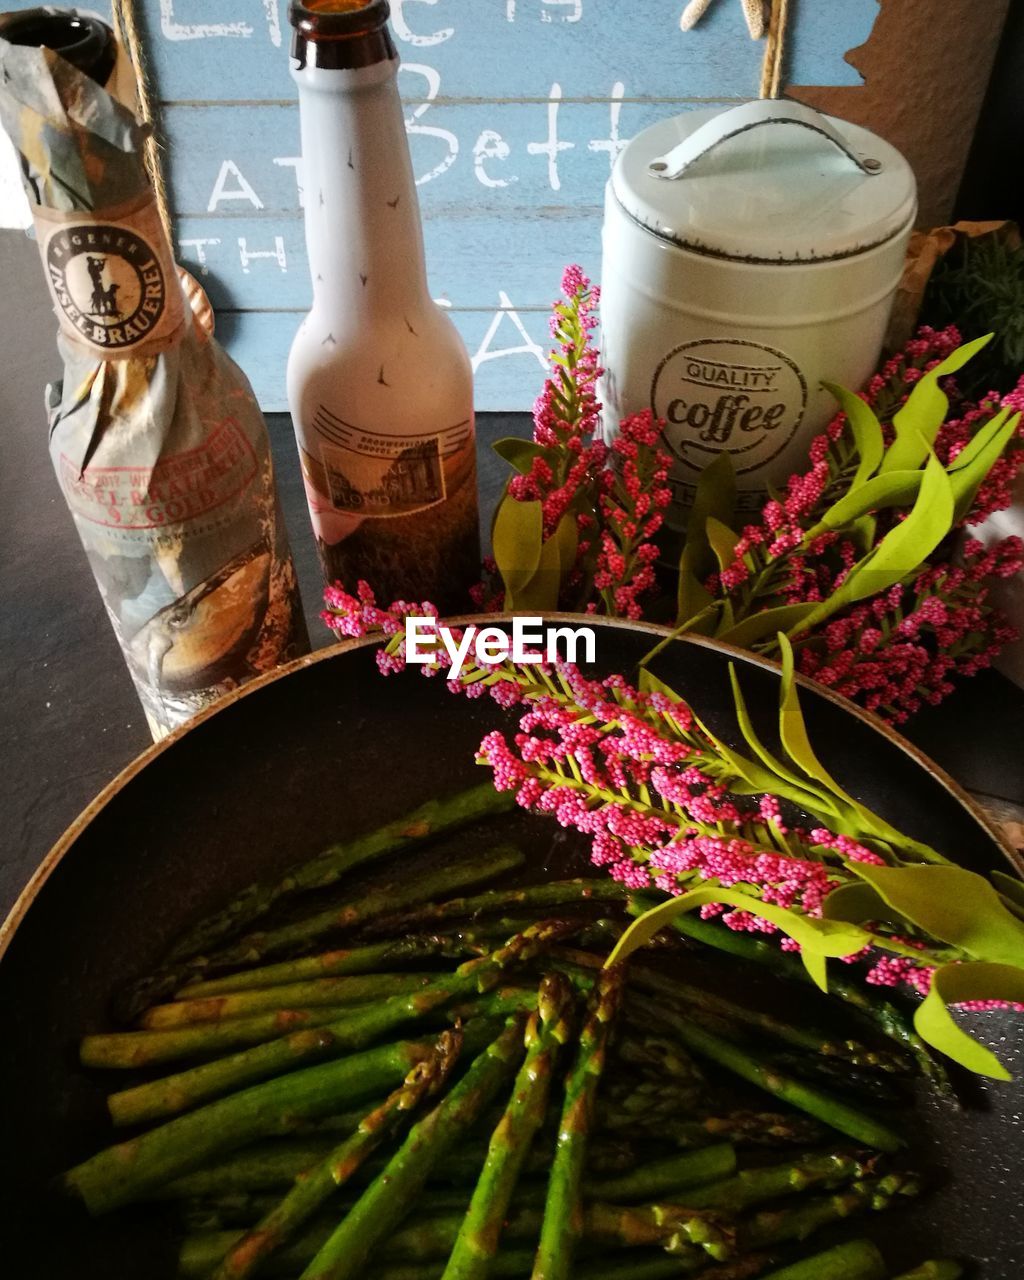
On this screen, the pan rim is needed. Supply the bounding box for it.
[2,613,1019,965]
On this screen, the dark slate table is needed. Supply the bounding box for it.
[2,228,1023,920]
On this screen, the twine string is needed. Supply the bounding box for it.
[110,0,174,245]
[759,0,791,99]
[679,1,790,100]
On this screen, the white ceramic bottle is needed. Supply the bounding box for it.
[286,0,478,610]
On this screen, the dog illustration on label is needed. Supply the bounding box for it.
[86,255,121,318]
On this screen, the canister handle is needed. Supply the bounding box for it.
[648,100,881,179]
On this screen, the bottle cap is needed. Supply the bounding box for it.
[289,0,395,68]
[0,9,116,85]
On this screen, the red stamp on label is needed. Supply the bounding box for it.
[59,418,259,529]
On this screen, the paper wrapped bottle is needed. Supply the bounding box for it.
[0,11,309,740]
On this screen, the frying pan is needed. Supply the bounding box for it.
[1,619,1022,1278]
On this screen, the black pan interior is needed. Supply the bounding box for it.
[1,624,1021,1277]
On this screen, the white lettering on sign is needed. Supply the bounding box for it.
[207,161,264,212]
[588,81,629,168]
[507,0,584,20]
[527,84,574,192]
[238,236,287,273]
[263,0,283,47]
[473,130,516,188]
[401,64,459,185]
[541,0,583,22]
[178,237,221,275]
[391,0,455,46]
[159,0,252,41]
[273,157,306,208]
[471,292,546,374]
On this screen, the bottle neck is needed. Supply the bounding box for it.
[293,55,430,320]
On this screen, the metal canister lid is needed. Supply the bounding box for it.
[611,100,917,264]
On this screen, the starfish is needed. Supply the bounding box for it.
[680,0,765,38]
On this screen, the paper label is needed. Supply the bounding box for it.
[58,418,259,533]
[34,192,185,357]
[312,403,474,519]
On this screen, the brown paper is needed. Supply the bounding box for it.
[886,220,1021,351]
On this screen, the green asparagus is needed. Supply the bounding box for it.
[168,784,516,961]
[443,975,575,1280]
[757,1239,886,1280]
[366,881,628,936]
[63,1018,506,1213]
[300,1019,528,1280]
[532,964,625,1280]
[109,926,561,1125]
[631,995,904,1152]
[211,1030,460,1279]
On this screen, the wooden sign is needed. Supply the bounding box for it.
[1,0,879,408]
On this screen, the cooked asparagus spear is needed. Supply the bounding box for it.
[176,929,532,998]
[63,1017,507,1214]
[299,1019,528,1280]
[631,995,904,1152]
[442,975,575,1280]
[108,925,564,1126]
[366,881,628,936]
[211,1030,460,1279]
[168,784,516,962]
[531,964,625,1280]
[756,1239,886,1280]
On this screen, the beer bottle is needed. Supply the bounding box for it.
[0,11,309,741]
[287,0,479,610]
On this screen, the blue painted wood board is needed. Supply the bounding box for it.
[2,0,880,409]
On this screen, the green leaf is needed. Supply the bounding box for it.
[679,453,737,584]
[715,603,819,648]
[676,569,716,633]
[812,470,923,534]
[914,961,1024,1080]
[510,513,577,612]
[726,665,841,817]
[638,668,682,701]
[492,496,544,606]
[993,870,1024,924]
[948,408,1020,522]
[492,437,546,476]
[994,870,1024,910]
[706,516,741,575]
[822,882,906,928]
[822,381,884,487]
[607,886,870,991]
[778,634,860,807]
[880,334,994,474]
[792,453,954,634]
[850,864,1024,965]
[775,636,949,865]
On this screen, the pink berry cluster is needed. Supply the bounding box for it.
[592,411,674,619]
[475,267,669,620]
[322,582,1022,1015]
[704,326,1024,723]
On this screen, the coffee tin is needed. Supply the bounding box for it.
[599,99,917,525]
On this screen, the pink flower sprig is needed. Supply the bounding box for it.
[701,328,1024,723]
[593,410,674,620]
[477,267,666,620]
[796,538,1024,723]
[323,583,953,975]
